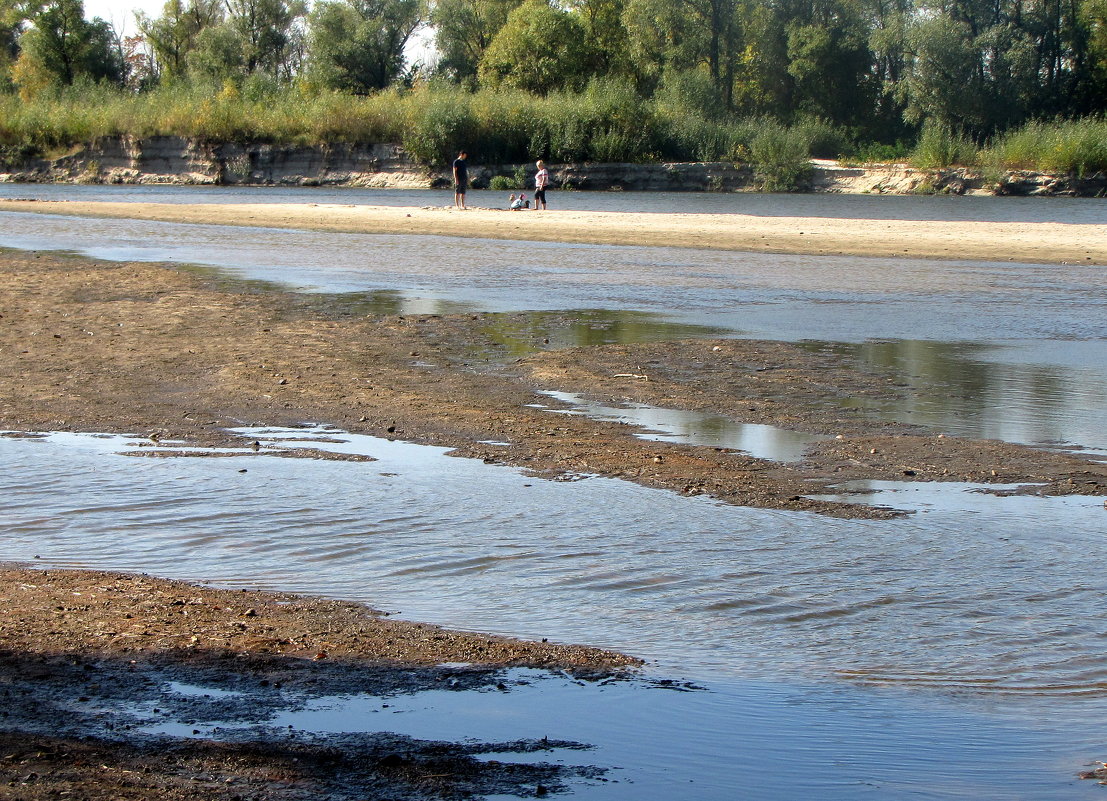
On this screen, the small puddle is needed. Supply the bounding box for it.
[804,479,1048,510]
[466,309,727,362]
[532,391,830,462]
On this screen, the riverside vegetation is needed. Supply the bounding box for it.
[1,0,1106,188]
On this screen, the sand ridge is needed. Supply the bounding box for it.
[2,198,1105,265]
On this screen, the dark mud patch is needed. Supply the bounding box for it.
[0,567,637,800]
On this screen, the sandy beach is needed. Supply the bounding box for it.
[2,198,1105,265]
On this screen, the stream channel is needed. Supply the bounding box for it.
[2,186,1107,799]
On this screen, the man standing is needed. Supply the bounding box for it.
[452,150,468,209]
[534,159,549,210]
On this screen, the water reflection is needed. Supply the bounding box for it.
[471,310,725,361]
[129,668,1107,801]
[804,339,1107,448]
[533,390,830,462]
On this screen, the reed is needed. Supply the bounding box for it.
[984,118,1107,175]
[4,84,1103,181]
[908,123,979,168]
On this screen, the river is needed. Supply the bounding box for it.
[1,186,1106,798]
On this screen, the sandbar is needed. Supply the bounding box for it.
[2,198,1105,265]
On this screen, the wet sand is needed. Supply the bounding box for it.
[0,566,634,800]
[2,198,1106,265]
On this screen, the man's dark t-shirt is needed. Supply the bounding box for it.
[453,157,468,190]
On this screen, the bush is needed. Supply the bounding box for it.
[909,122,979,168]
[984,118,1107,174]
[750,120,812,191]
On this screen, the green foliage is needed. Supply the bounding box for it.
[13,0,122,95]
[307,0,420,94]
[136,0,223,81]
[478,0,592,94]
[431,0,521,81]
[224,0,304,79]
[186,22,245,85]
[750,120,813,191]
[488,174,513,189]
[842,140,911,164]
[909,122,979,168]
[401,85,477,166]
[983,118,1107,174]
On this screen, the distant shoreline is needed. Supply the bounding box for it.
[2,198,1105,265]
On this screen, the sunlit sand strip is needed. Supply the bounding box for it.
[2,199,1105,265]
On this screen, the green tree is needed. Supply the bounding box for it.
[307,0,422,92]
[12,0,121,94]
[1085,0,1107,101]
[898,15,985,130]
[224,0,304,78]
[568,0,633,78]
[185,20,242,83]
[1,0,27,89]
[478,0,592,93]
[136,0,222,81]
[431,0,521,81]
[781,0,873,123]
[623,0,744,106]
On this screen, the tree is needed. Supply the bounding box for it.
[478,0,592,93]
[568,0,633,78]
[136,0,222,81]
[899,15,986,130]
[1,0,28,89]
[12,0,121,95]
[307,0,422,93]
[431,0,521,81]
[186,19,243,83]
[224,0,304,79]
[784,0,873,124]
[623,0,744,106]
[1085,0,1107,102]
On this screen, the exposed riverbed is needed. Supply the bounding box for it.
[1,189,1106,799]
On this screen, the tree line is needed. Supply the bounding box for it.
[1,0,1105,149]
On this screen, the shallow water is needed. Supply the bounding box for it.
[3,427,1107,797]
[532,390,831,461]
[4,427,1105,694]
[3,191,1107,797]
[130,669,1106,801]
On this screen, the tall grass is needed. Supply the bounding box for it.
[3,83,1102,179]
[750,120,813,191]
[982,118,1107,175]
[908,122,979,168]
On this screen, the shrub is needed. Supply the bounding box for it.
[909,122,979,168]
[750,120,812,191]
[984,118,1107,174]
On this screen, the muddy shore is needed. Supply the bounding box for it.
[2,236,1107,798]
[0,567,636,800]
